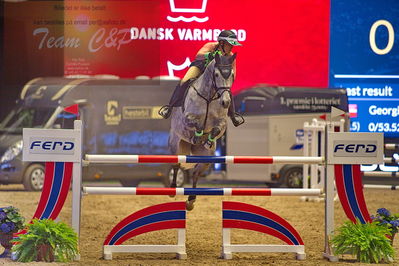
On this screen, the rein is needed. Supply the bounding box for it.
[190,84,220,133]
[183,62,232,136]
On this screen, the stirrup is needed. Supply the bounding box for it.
[231,112,245,127]
[158,105,172,119]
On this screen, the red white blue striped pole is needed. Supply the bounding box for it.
[85,155,323,164]
[83,187,321,196]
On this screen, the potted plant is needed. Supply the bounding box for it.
[0,206,25,258]
[331,218,395,263]
[12,218,78,262]
[372,208,399,245]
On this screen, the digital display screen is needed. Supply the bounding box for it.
[329,0,399,137]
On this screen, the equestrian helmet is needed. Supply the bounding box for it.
[218,30,242,46]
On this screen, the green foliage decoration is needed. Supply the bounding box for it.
[331,218,394,263]
[12,218,78,262]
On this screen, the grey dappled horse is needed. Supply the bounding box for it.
[169,53,236,210]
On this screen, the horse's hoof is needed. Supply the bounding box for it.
[204,140,214,150]
[186,200,195,211]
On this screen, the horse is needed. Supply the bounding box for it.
[169,53,236,210]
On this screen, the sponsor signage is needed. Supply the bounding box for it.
[23,128,81,162]
[327,132,383,164]
[123,106,163,120]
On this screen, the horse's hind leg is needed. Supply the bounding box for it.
[169,163,180,198]
[186,162,211,211]
[170,164,180,188]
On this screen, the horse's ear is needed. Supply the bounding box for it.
[230,53,237,63]
[215,52,221,64]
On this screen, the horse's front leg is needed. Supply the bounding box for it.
[204,127,222,150]
[184,113,204,145]
[186,162,211,211]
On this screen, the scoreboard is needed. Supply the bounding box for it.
[329,0,399,137]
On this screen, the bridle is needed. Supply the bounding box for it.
[191,62,232,106]
[186,62,233,133]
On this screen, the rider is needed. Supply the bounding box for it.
[159,30,244,127]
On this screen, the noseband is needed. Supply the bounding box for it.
[211,63,233,100]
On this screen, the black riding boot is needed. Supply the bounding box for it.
[159,82,187,119]
[228,99,244,127]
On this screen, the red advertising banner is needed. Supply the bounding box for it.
[7,0,329,94]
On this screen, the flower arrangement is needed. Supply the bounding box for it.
[0,206,25,233]
[372,208,399,245]
[0,206,25,258]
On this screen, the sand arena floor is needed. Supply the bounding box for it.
[0,183,398,265]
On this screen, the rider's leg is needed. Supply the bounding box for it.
[159,66,202,119]
[182,66,201,83]
[228,98,245,127]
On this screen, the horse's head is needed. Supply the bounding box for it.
[212,53,236,109]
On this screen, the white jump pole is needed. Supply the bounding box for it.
[383,157,399,164]
[82,187,322,196]
[364,184,398,190]
[385,143,399,150]
[85,154,324,164]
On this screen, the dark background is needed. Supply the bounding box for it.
[0,0,64,121]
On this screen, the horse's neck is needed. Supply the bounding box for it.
[193,67,214,96]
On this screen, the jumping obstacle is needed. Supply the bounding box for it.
[83,155,322,259]
[84,187,320,260]
[222,201,305,260]
[103,202,187,260]
[21,116,385,262]
[93,188,319,260]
